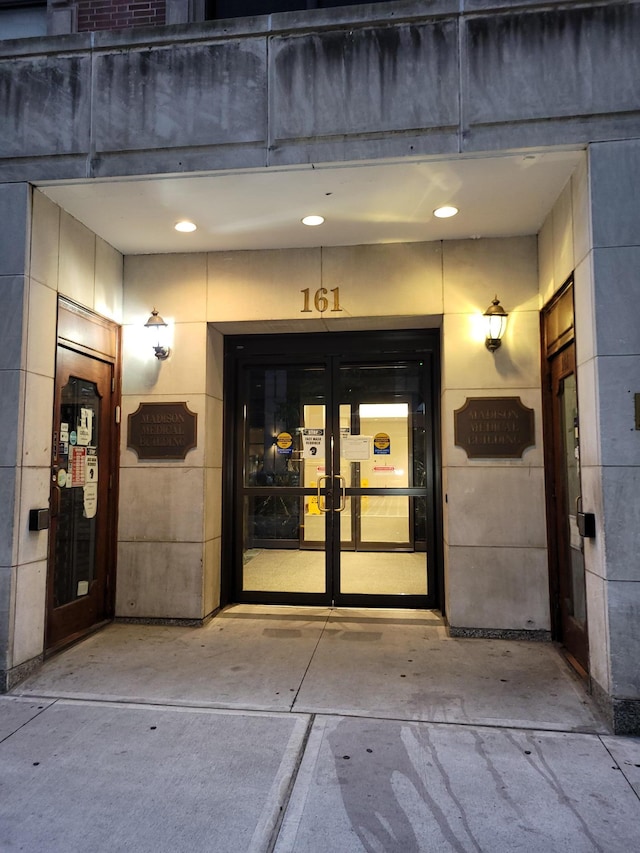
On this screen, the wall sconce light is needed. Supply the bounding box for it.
[144,308,170,360]
[484,296,508,352]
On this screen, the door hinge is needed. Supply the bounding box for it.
[112,376,116,393]
[115,405,121,424]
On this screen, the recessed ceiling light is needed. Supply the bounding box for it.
[175,220,197,232]
[433,206,459,219]
[302,215,325,226]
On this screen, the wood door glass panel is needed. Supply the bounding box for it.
[559,372,587,628]
[54,376,100,605]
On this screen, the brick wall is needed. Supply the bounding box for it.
[77,0,166,31]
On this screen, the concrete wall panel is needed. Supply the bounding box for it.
[0,186,29,275]
[207,249,321,323]
[596,355,640,468]
[118,467,205,543]
[591,248,640,358]
[30,191,60,290]
[16,468,50,568]
[121,321,207,397]
[95,238,124,323]
[591,139,640,249]
[0,276,26,372]
[271,21,459,144]
[323,243,443,318]
[584,568,610,694]
[12,561,46,667]
[442,310,540,391]
[608,580,640,698]
[0,371,24,469]
[446,466,546,549]
[571,155,591,268]
[26,280,57,379]
[124,254,206,324]
[0,469,18,568]
[21,373,53,468]
[0,55,90,160]
[465,6,640,133]
[115,541,205,620]
[58,212,96,307]
[94,40,267,154]
[599,467,640,584]
[446,545,550,631]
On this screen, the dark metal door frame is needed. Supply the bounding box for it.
[222,328,442,611]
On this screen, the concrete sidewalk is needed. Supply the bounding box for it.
[2,606,640,852]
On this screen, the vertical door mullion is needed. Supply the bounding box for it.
[328,354,341,603]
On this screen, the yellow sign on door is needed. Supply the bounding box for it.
[373,432,391,454]
[276,431,293,453]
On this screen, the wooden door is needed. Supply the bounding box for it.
[46,345,116,652]
[542,282,589,674]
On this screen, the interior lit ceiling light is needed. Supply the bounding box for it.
[175,220,197,232]
[433,206,459,219]
[302,215,325,226]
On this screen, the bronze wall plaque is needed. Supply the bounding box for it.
[454,397,535,459]
[128,402,197,460]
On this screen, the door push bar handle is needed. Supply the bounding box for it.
[316,475,346,512]
[335,474,347,512]
[317,475,329,513]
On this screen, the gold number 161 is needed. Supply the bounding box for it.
[301,287,342,313]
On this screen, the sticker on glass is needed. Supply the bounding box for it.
[71,446,86,486]
[85,454,98,484]
[276,432,293,455]
[57,469,67,488]
[302,428,324,460]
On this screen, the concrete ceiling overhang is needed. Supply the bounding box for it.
[38,149,584,256]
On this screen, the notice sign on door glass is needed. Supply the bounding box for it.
[83,483,98,519]
[302,428,324,459]
[85,454,98,484]
[71,447,86,486]
[342,435,371,461]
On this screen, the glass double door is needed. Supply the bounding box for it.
[232,343,437,607]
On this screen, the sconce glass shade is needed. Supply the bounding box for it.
[144,308,170,360]
[484,296,508,352]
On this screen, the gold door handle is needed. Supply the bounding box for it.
[317,475,329,513]
[335,474,346,512]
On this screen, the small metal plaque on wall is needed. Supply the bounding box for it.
[454,397,535,459]
[128,402,197,461]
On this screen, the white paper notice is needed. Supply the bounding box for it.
[77,408,93,446]
[85,454,98,484]
[341,435,371,461]
[83,483,98,519]
[302,428,325,460]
